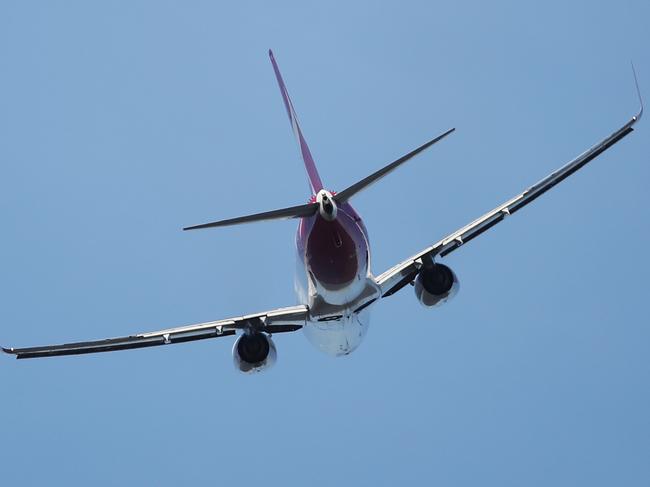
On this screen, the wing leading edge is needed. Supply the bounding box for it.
[2,305,308,359]
[377,76,643,298]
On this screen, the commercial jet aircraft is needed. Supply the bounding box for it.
[2,52,643,372]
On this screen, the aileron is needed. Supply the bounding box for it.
[377,89,642,298]
[2,305,308,360]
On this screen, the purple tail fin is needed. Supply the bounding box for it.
[269,50,324,195]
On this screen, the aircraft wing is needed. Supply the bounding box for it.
[376,88,643,298]
[2,305,308,359]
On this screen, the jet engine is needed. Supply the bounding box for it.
[414,263,459,307]
[232,332,277,374]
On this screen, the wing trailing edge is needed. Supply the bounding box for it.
[2,306,309,359]
[375,67,643,298]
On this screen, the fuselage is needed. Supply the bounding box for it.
[295,193,380,356]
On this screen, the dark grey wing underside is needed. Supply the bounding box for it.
[2,306,308,359]
[437,112,640,259]
[377,79,643,297]
[2,330,237,359]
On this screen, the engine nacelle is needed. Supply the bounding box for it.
[414,263,460,307]
[232,333,277,374]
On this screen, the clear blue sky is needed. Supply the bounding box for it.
[1,1,648,485]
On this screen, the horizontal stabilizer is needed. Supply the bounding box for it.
[183,202,318,231]
[334,127,455,204]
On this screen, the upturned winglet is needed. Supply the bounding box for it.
[631,62,643,122]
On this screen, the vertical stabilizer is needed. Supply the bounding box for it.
[269,50,324,195]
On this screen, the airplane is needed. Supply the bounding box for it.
[2,52,643,373]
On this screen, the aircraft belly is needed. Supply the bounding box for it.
[303,309,371,356]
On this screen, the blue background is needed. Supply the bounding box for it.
[1,1,648,485]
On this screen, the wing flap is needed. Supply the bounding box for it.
[2,305,308,359]
[2,330,238,359]
[376,86,642,297]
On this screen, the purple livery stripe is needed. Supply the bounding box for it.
[269,50,324,195]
